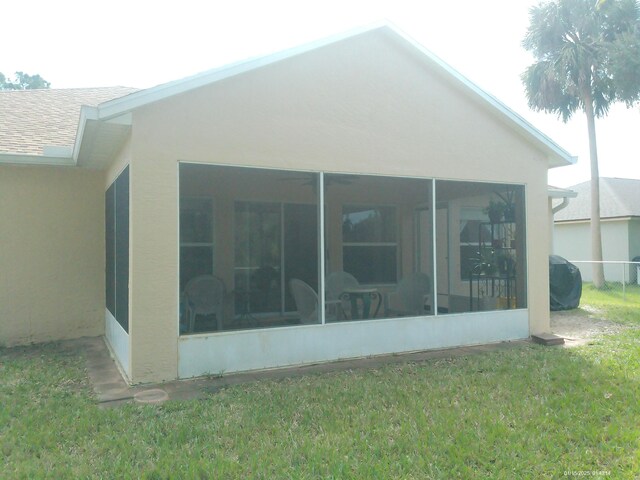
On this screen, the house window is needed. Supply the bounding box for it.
[325,174,433,321]
[342,206,397,284]
[180,197,214,291]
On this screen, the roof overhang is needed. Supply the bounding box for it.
[0,152,76,167]
[548,186,578,199]
[6,23,577,170]
[555,216,639,224]
[72,107,132,168]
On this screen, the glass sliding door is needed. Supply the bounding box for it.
[234,201,282,315]
[179,164,319,333]
[283,203,318,312]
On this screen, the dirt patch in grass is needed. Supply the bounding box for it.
[551,307,626,346]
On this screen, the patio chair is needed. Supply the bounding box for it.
[184,274,226,332]
[325,271,359,319]
[383,272,431,317]
[289,279,319,324]
[289,279,339,324]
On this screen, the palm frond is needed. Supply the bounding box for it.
[522,0,639,117]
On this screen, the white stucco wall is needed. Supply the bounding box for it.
[554,219,631,282]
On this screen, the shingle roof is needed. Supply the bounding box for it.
[0,87,137,155]
[554,177,640,221]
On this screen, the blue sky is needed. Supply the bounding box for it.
[2,0,639,187]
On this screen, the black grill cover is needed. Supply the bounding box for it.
[549,255,582,311]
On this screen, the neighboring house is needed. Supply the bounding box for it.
[0,25,574,384]
[554,177,640,282]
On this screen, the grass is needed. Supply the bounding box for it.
[582,282,640,325]
[2,294,640,478]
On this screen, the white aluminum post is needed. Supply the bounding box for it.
[319,172,326,325]
[432,179,438,315]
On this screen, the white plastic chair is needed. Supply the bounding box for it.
[325,271,359,300]
[384,272,431,317]
[325,271,359,319]
[290,278,341,324]
[184,274,226,332]
[289,279,320,324]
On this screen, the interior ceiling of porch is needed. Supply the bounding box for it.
[179,163,431,206]
[179,163,519,205]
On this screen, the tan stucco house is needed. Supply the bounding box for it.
[0,25,574,384]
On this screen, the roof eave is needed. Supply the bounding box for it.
[556,215,640,224]
[548,186,578,199]
[383,26,576,169]
[71,105,98,164]
[0,152,75,167]
[93,23,390,122]
[67,22,575,171]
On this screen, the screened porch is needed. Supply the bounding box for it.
[178,163,526,335]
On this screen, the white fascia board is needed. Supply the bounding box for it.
[94,23,388,122]
[72,105,98,163]
[548,186,578,198]
[75,22,575,168]
[0,152,75,166]
[556,216,634,224]
[71,24,389,160]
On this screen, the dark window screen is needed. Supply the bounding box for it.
[115,167,129,331]
[343,245,397,284]
[105,184,115,316]
[105,166,130,332]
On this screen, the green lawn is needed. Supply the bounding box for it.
[2,293,639,479]
[581,283,640,325]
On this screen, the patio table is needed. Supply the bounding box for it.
[339,287,382,319]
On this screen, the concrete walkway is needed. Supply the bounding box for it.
[78,336,531,408]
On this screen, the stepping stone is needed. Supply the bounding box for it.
[133,389,169,404]
[531,333,565,346]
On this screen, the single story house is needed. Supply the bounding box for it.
[554,177,640,282]
[0,25,574,384]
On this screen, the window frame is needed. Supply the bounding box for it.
[341,203,399,286]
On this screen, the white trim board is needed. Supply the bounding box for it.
[178,309,528,378]
[73,24,574,169]
[105,309,131,380]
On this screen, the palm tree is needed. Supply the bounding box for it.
[522,0,640,288]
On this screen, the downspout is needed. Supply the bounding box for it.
[552,196,571,214]
[549,192,575,254]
